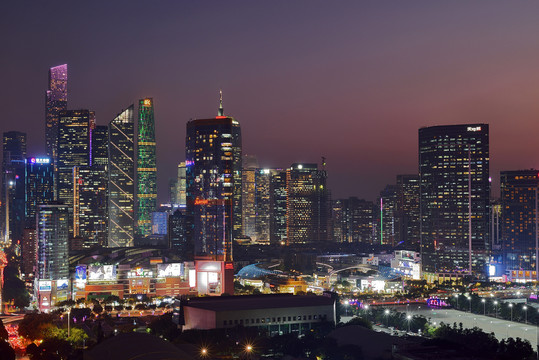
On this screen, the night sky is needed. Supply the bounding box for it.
[2,1,539,203]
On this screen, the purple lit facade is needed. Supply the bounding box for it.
[45,64,68,164]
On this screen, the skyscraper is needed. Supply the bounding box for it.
[419,124,490,279]
[57,110,92,208]
[185,93,242,260]
[286,163,329,245]
[25,157,54,228]
[45,64,68,164]
[108,106,135,247]
[91,125,109,167]
[241,155,258,240]
[136,98,157,238]
[396,174,420,250]
[2,131,27,244]
[380,184,398,246]
[332,197,375,244]
[36,203,69,281]
[270,170,287,244]
[500,170,539,280]
[73,165,108,248]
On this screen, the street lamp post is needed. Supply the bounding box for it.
[407,314,412,333]
[467,296,471,313]
[509,303,515,322]
[481,299,486,316]
[384,309,390,327]
[454,294,459,310]
[67,307,71,337]
[523,305,528,324]
[494,301,498,318]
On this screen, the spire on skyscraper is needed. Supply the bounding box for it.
[218,89,224,117]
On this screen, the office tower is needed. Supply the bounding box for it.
[380,185,398,246]
[254,169,272,243]
[419,124,490,278]
[242,155,258,240]
[169,209,189,258]
[500,170,539,279]
[332,197,375,244]
[2,131,27,244]
[91,125,109,166]
[185,94,242,260]
[73,165,108,248]
[108,106,135,247]
[396,174,420,250]
[57,110,92,208]
[152,211,168,235]
[286,163,329,245]
[332,199,348,243]
[22,228,37,278]
[270,170,287,244]
[136,98,157,238]
[36,203,69,280]
[45,64,68,163]
[174,162,187,208]
[25,157,54,228]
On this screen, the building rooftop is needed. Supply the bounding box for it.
[185,294,334,312]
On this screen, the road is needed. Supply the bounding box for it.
[393,305,539,349]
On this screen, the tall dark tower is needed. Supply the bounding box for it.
[25,157,54,228]
[136,98,157,238]
[2,131,27,245]
[108,106,135,247]
[45,64,68,164]
[185,92,242,261]
[419,124,490,280]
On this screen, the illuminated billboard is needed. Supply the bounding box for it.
[56,279,69,291]
[88,265,117,281]
[75,265,87,282]
[127,268,153,278]
[39,280,52,291]
[157,263,184,278]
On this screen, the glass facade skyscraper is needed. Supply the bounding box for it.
[25,157,54,228]
[57,110,92,209]
[136,98,157,238]
[2,131,27,245]
[45,64,67,164]
[419,124,490,278]
[108,106,135,247]
[36,203,69,280]
[500,170,539,278]
[185,97,242,261]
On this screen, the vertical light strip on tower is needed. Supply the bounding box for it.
[45,64,67,165]
[136,98,157,237]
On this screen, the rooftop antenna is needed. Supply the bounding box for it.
[218,89,224,117]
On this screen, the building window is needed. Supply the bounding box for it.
[234,320,238,325]
[308,315,312,320]
[256,319,260,324]
[223,320,227,326]
[277,317,281,322]
[272,317,276,322]
[288,316,291,321]
[314,315,317,320]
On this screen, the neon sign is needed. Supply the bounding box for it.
[30,157,50,164]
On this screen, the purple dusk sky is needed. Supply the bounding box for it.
[2,1,539,202]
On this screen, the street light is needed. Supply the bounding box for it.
[384,309,390,327]
[454,294,459,310]
[494,301,498,318]
[481,299,486,315]
[508,302,518,321]
[523,305,528,324]
[466,296,471,313]
[67,307,71,338]
[200,348,208,358]
[407,314,412,333]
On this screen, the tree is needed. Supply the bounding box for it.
[0,318,8,340]
[18,313,55,341]
[2,265,30,309]
[67,327,88,346]
[0,340,15,360]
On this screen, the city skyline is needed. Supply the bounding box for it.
[4,2,539,203]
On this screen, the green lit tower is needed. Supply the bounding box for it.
[136,98,157,237]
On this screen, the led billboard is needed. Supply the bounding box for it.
[157,263,184,278]
[88,265,117,281]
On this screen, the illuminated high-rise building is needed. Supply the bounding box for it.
[108,106,135,247]
[36,203,69,280]
[286,163,329,245]
[2,131,27,244]
[185,93,242,260]
[136,98,157,238]
[379,185,398,246]
[254,169,272,244]
[25,157,54,228]
[332,197,375,244]
[91,125,109,167]
[241,155,258,240]
[419,124,490,279]
[500,170,539,279]
[45,64,67,164]
[57,110,92,208]
[396,174,420,250]
[73,165,108,248]
[270,170,287,244]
